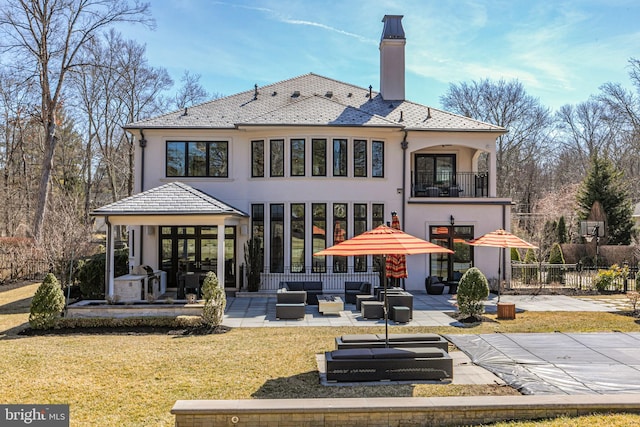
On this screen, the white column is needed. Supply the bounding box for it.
[217,225,225,287]
[107,222,115,297]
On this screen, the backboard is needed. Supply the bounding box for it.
[580,220,605,237]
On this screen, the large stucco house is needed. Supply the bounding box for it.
[92,15,510,301]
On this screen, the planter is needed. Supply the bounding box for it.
[497,302,516,320]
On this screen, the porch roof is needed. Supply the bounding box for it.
[91,182,249,217]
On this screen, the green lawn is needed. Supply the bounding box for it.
[1,282,639,426]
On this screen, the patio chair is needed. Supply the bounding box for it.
[425,276,445,295]
[184,274,201,298]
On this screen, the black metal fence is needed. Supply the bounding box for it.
[510,263,638,293]
[0,254,50,283]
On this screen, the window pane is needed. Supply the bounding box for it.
[209,141,228,177]
[333,139,347,176]
[188,142,207,176]
[167,142,186,176]
[291,139,305,176]
[372,204,384,272]
[354,139,367,177]
[270,204,284,273]
[312,139,326,176]
[290,204,305,272]
[252,140,264,177]
[270,139,284,177]
[372,140,384,177]
[312,203,326,273]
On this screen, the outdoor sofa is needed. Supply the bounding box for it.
[325,347,453,382]
[335,333,449,352]
[344,281,372,304]
[425,276,445,295]
[279,281,323,305]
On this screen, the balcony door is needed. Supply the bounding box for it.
[415,154,456,190]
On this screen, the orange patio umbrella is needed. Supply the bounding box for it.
[466,229,537,301]
[315,224,453,346]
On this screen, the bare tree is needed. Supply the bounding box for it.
[0,0,152,242]
[440,79,554,213]
[174,71,212,110]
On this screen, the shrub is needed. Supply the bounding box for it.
[510,248,521,262]
[201,271,226,327]
[76,248,128,298]
[593,264,628,292]
[29,273,65,330]
[457,267,490,319]
[523,248,538,284]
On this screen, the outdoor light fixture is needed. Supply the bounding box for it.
[450,215,455,226]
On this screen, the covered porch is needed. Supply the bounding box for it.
[91,182,249,302]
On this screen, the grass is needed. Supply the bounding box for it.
[1,282,640,426]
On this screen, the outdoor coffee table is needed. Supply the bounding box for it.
[318,295,344,315]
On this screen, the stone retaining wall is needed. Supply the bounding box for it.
[172,395,640,427]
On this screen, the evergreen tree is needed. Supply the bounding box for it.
[510,247,521,262]
[29,273,65,330]
[577,155,634,245]
[547,243,566,283]
[556,216,568,244]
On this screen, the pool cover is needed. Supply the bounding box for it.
[445,332,640,395]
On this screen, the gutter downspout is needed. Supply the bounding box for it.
[138,130,147,266]
[502,204,506,282]
[400,130,408,228]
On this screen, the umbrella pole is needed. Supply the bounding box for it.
[383,254,389,348]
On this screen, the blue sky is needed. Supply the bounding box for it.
[120,0,640,111]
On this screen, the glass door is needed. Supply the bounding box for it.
[430,225,474,281]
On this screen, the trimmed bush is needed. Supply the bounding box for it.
[201,271,226,327]
[29,273,65,330]
[510,247,521,262]
[593,264,627,292]
[457,267,490,319]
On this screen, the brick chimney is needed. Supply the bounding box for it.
[379,15,405,101]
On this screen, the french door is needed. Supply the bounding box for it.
[160,226,236,289]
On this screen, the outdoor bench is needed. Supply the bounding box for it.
[279,281,323,305]
[325,347,453,382]
[335,333,449,352]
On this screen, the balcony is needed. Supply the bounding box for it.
[412,172,489,198]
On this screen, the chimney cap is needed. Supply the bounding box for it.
[381,15,405,40]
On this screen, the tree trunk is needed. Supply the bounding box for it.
[32,121,57,243]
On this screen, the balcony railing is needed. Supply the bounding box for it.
[412,172,488,198]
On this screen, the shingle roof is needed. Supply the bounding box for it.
[91,182,248,216]
[125,73,505,133]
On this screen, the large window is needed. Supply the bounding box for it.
[290,204,305,272]
[312,138,326,176]
[333,139,347,176]
[270,139,284,177]
[167,141,228,177]
[333,203,348,272]
[290,139,305,176]
[372,204,384,273]
[353,203,367,271]
[251,204,264,272]
[354,139,367,177]
[270,204,284,273]
[430,225,473,281]
[372,140,384,177]
[252,140,264,177]
[312,203,326,272]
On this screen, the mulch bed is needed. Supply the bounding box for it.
[18,324,232,336]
